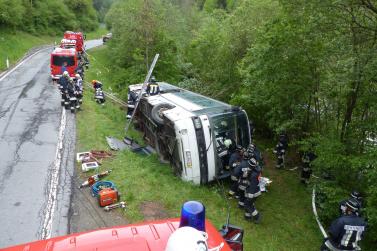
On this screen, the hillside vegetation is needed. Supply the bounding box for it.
[103,0,377,247]
[0,0,98,34]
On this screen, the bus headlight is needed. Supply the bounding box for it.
[185,151,192,168]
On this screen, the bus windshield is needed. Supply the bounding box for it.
[211,111,250,149]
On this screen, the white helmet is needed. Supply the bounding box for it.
[165,227,208,251]
[63,71,69,76]
[75,74,81,79]
[224,139,232,148]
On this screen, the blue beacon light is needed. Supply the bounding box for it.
[179,201,206,232]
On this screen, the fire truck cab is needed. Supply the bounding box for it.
[60,38,77,50]
[63,31,85,53]
[50,48,78,80]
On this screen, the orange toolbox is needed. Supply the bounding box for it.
[98,188,120,207]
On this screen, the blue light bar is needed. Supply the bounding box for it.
[179,201,206,232]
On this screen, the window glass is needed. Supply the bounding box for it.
[52,56,75,66]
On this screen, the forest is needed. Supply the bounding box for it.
[104,0,377,246]
[0,0,100,33]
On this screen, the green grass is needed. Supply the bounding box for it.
[77,46,323,250]
[0,29,58,71]
[85,26,108,40]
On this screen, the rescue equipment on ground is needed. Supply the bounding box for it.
[91,180,116,197]
[78,170,112,189]
[98,188,120,207]
[104,201,126,212]
[81,161,99,172]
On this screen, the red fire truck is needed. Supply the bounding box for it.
[63,31,85,53]
[50,48,78,80]
[1,201,243,251]
[60,38,77,50]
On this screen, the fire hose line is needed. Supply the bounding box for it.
[312,187,328,238]
[91,181,116,197]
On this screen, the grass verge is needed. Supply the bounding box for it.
[0,29,58,71]
[77,45,323,250]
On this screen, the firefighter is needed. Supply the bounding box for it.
[59,71,70,107]
[300,150,316,184]
[146,76,160,96]
[126,87,139,119]
[75,74,83,105]
[228,145,244,199]
[244,158,262,224]
[339,191,363,216]
[273,142,286,169]
[321,198,367,251]
[92,79,103,90]
[235,150,252,207]
[247,143,263,169]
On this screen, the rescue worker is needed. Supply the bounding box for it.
[74,74,83,105]
[92,79,103,90]
[247,143,263,169]
[339,191,363,216]
[273,142,286,169]
[146,76,160,96]
[321,198,367,251]
[235,150,252,207]
[127,87,139,119]
[58,71,70,107]
[67,75,77,112]
[61,61,68,74]
[244,158,262,223]
[300,150,316,184]
[228,145,244,199]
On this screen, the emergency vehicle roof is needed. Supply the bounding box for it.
[51,48,76,56]
[61,38,77,44]
[2,219,230,251]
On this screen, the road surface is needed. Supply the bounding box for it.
[0,39,102,248]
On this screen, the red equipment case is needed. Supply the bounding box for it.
[98,188,120,207]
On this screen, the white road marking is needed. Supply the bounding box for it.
[41,107,66,239]
[0,47,51,82]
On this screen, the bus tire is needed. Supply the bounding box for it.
[151,103,174,125]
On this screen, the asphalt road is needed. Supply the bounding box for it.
[0,39,102,248]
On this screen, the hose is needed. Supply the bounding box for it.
[91,181,116,197]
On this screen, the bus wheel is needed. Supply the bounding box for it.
[151,103,174,125]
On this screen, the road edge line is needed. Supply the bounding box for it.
[41,107,66,239]
[0,47,51,82]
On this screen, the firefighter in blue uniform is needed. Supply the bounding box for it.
[321,198,367,251]
[228,145,244,199]
[300,150,317,184]
[235,150,252,207]
[146,76,160,96]
[244,158,262,223]
[339,191,363,216]
[274,132,288,169]
[126,87,139,119]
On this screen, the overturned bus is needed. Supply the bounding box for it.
[128,82,251,185]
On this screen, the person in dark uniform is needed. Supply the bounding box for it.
[321,198,367,251]
[228,145,244,199]
[59,71,70,107]
[300,150,317,184]
[146,76,160,96]
[273,142,286,169]
[244,158,262,224]
[126,87,139,119]
[235,151,252,207]
[339,191,363,216]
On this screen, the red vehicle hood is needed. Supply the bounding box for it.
[2,218,230,251]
